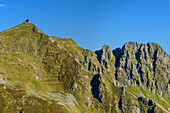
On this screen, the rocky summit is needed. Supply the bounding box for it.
[0,22,169,113]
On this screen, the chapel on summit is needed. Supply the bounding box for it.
[26,19,29,22]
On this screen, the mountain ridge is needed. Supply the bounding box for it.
[0,22,169,113]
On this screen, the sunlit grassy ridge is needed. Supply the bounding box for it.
[0,22,98,112]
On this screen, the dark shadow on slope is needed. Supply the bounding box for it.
[147,106,156,113]
[95,50,103,63]
[153,49,158,77]
[90,74,102,103]
[113,48,122,80]
[118,97,124,113]
[113,48,122,67]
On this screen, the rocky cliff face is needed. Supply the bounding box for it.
[0,22,169,113]
[115,42,169,95]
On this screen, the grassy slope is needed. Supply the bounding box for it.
[0,22,101,113]
[0,22,81,112]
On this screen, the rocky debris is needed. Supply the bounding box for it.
[138,96,155,107]
[121,87,125,95]
[138,96,148,105]
[70,81,78,91]
[0,76,7,84]
[32,27,40,33]
[78,50,100,73]
[133,105,140,113]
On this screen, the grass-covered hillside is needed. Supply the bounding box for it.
[0,22,169,113]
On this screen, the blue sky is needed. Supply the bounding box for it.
[0,0,170,54]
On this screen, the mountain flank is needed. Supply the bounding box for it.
[0,22,169,113]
